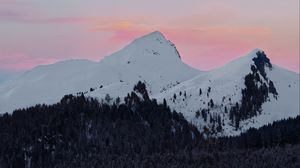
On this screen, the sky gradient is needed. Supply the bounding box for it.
[0,0,299,72]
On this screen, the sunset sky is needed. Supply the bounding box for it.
[0,0,299,73]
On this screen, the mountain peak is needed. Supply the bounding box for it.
[244,49,272,70]
[0,31,200,113]
[244,48,265,58]
[139,31,165,40]
[102,31,184,65]
[251,48,264,53]
[226,48,269,66]
[132,31,167,44]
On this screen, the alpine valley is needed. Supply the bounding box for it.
[0,31,299,137]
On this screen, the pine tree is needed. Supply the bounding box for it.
[210,99,214,108]
[163,98,167,107]
[216,115,222,132]
[201,109,207,122]
[195,111,200,118]
[105,94,112,103]
[115,97,121,105]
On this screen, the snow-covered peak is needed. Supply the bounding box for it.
[210,49,271,76]
[155,49,299,136]
[102,31,182,66]
[133,31,166,43]
[247,48,264,57]
[0,31,199,113]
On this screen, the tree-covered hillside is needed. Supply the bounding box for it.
[0,82,299,168]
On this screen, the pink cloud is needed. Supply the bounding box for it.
[0,9,298,72]
[0,10,21,17]
[0,15,92,24]
[2,17,297,72]
[0,10,27,21]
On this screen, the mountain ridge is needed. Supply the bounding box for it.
[155,49,299,136]
[0,31,298,137]
[0,31,199,113]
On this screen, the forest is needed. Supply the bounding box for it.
[0,82,299,168]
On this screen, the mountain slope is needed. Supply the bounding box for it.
[155,49,299,136]
[0,31,199,113]
[1,84,299,168]
[0,32,298,137]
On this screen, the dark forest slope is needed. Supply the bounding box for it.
[0,82,299,168]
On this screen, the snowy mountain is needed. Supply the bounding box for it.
[155,49,299,136]
[0,31,299,136]
[0,31,199,113]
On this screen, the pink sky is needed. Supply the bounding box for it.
[0,0,299,72]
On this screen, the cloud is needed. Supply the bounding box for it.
[0,10,22,17]
[0,1,297,72]
[89,19,272,48]
[0,10,27,22]
[0,12,93,24]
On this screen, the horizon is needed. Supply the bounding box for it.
[0,0,299,73]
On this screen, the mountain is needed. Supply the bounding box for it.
[0,31,299,137]
[1,85,299,168]
[155,49,299,136]
[0,31,199,113]
[0,83,200,167]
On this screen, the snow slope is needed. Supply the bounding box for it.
[0,31,199,113]
[0,31,298,137]
[154,49,300,136]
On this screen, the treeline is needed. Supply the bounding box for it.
[0,81,299,168]
[0,82,200,168]
[218,116,300,149]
